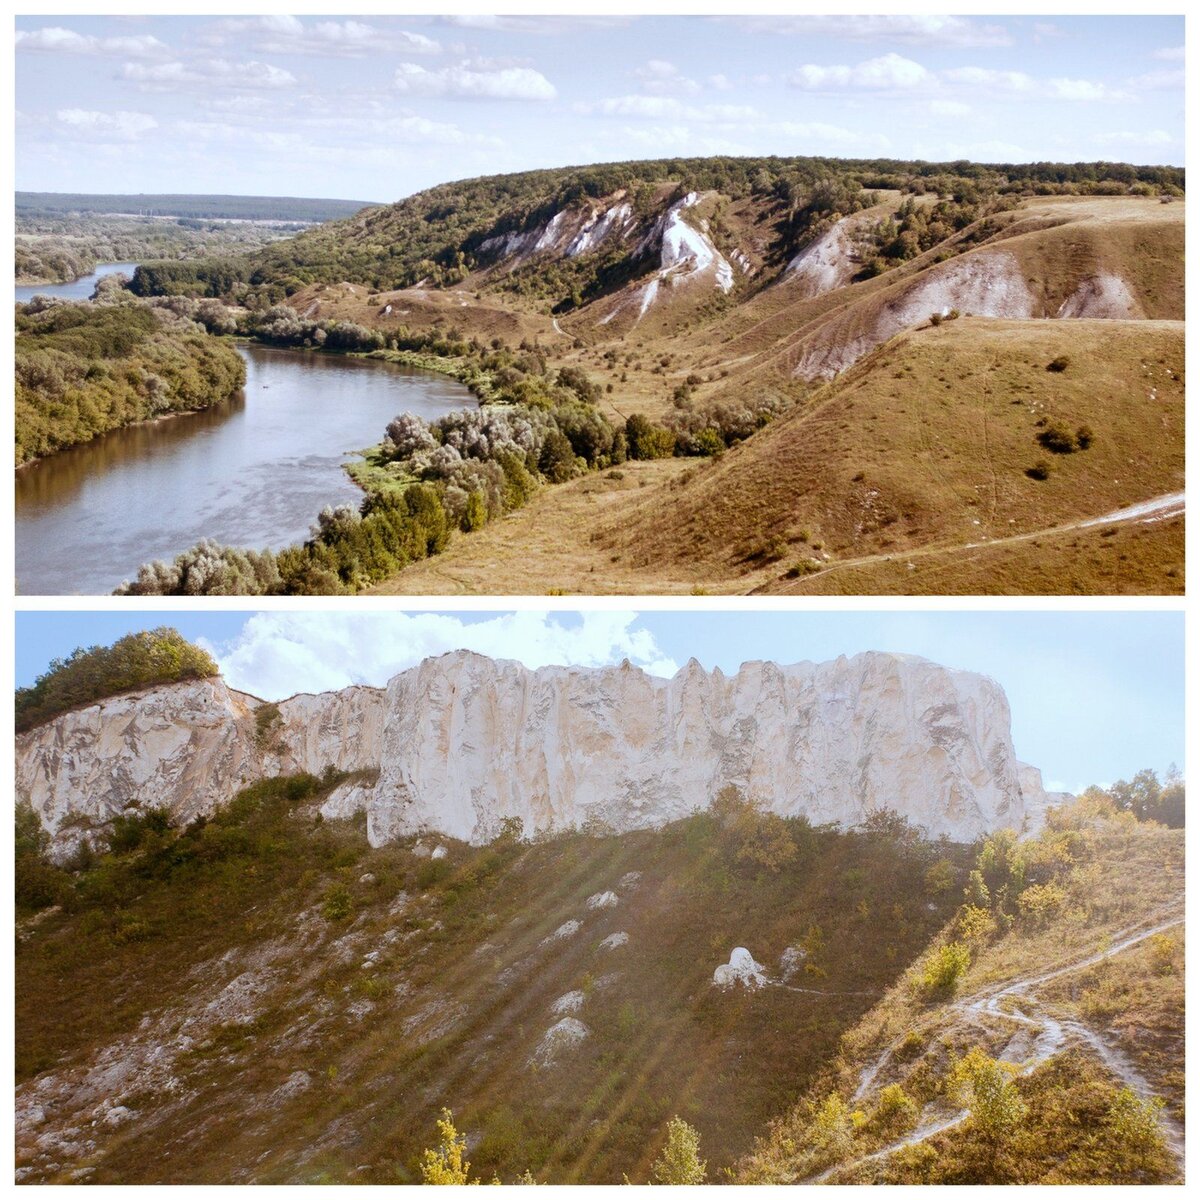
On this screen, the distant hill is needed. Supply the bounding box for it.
[15,192,379,223]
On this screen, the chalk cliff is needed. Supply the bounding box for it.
[15,650,1051,856]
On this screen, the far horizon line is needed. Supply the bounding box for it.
[15,148,1187,208]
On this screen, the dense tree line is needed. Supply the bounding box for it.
[15,297,246,464]
[17,192,376,222]
[15,627,219,732]
[15,212,309,285]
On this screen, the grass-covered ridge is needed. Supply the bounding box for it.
[14,627,218,733]
[126,155,1184,300]
[736,791,1185,1184]
[15,298,246,464]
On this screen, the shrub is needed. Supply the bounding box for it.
[651,1117,707,1185]
[948,1047,1028,1140]
[321,884,354,921]
[1025,460,1051,481]
[625,413,675,460]
[874,1084,917,1129]
[921,940,970,994]
[1106,1087,1166,1158]
[1046,355,1071,372]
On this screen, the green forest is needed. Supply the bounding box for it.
[16,192,377,222]
[15,299,246,464]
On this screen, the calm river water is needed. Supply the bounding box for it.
[15,340,473,595]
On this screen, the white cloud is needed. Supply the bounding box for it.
[393,61,556,101]
[582,95,757,122]
[439,15,628,35]
[208,612,678,700]
[54,108,158,141]
[121,59,297,91]
[944,66,1128,101]
[1126,68,1185,91]
[929,99,973,118]
[1093,129,1174,148]
[708,73,734,91]
[17,26,168,58]
[206,16,441,57]
[740,15,1011,48]
[632,59,701,96]
[790,53,931,92]
[1153,46,1185,61]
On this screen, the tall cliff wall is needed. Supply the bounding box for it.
[15,650,1050,856]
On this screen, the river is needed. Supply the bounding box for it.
[15,261,141,303]
[15,341,474,595]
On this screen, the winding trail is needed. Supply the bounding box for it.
[762,491,1186,594]
[811,908,1185,1183]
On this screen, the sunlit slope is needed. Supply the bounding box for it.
[737,809,1184,1184]
[606,318,1183,580]
[15,785,962,1184]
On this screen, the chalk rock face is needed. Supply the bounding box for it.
[15,651,1052,855]
[15,679,261,859]
[364,649,1036,846]
[269,686,386,777]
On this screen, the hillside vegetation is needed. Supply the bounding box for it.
[14,769,1183,1184]
[14,298,246,464]
[15,785,968,1183]
[736,793,1185,1184]
[67,156,1186,595]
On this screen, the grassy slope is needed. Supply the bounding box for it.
[359,195,1184,596]
[606,318,1184,583]
[737,813,1184,1184]
[15,783,965,1184]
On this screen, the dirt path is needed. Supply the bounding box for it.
[766,491,1186,594]
[817,909,1186,1183]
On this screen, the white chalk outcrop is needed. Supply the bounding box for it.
[783,218,862,299]
[713,947,769,990]
[794,250,1034,380]
[601,192,733,326]
[1056,273,1142,319]
[16,650,1054,857]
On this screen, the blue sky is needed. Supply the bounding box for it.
[15,13,1185,201]
[14,610,1184,793]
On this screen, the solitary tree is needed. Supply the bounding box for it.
[651,1117,707,1185]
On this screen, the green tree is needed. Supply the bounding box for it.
[651,1116,707,1185]
[947,1047,1028,1142]
[1106,1087,1166,1162]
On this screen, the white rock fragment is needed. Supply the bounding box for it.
[530,1018,589,1066]
[618,872,642,890]
[543,920,582,944]
[779,946,807,981]
[586,891,619,910]
[550,990,585,1015]
[713,947,769,990]
[431,845,448,860]
[599,931,630,950]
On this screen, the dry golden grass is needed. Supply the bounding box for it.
[766,514,1184,596]
[607,318,1183,586]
